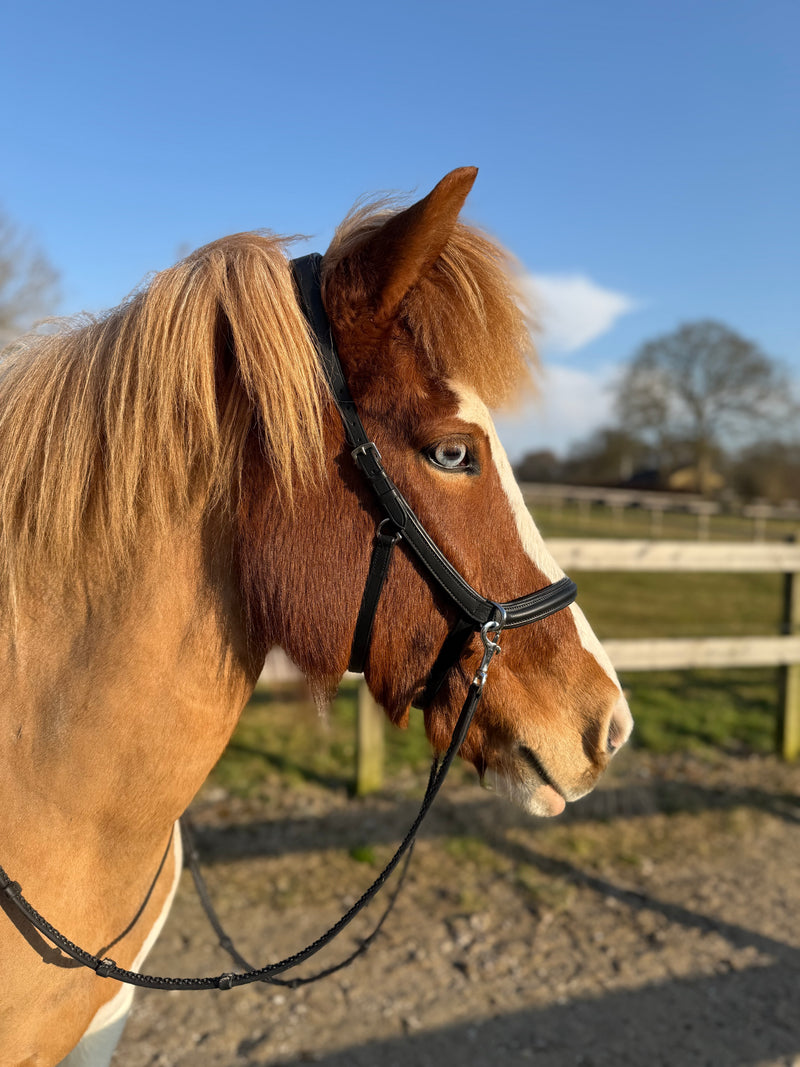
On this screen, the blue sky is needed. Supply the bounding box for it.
[2,0,797,459]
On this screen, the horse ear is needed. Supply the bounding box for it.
[357,166,478,326]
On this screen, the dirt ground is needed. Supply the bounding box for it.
[111,746,800,1067]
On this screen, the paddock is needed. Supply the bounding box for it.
[112,742,800,1066]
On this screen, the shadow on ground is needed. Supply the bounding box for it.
[262,961,799,1067]
[189,771,800,866]
[185,767,800,1067]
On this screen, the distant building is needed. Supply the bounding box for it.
[667,465,725,494]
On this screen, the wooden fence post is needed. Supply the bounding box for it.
[779,536,800,761]
[356,680,385,794]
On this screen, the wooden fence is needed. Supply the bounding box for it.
[259,537,800,791]
[519,483,800,540]
[548,538,800,761]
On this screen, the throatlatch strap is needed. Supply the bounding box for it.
[349,522,402,674]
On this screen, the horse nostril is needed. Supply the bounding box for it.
[606,692,633,755]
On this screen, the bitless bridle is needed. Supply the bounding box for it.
[0,253,577,992]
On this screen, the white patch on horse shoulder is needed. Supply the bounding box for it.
[451,382,620,687]
[61,823,184,1067]
[128,821,184,972]
[57,1011,131,1067]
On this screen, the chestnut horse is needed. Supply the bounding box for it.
[0,168,631,1065]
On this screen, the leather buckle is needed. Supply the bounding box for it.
[352,441,383,479]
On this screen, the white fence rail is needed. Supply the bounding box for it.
[548,538,800,574]
[602,636,800,671]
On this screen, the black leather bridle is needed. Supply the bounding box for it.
[291,253,577,706]
[0,252,578,993]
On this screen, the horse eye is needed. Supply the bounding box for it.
[429,440,471,470]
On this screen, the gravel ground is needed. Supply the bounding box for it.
[111,746,800,1067]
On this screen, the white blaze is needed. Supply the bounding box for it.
[453,383,621,688]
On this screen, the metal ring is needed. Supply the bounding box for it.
[377,517,402,543]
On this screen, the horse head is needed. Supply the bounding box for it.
[239,168,632,816]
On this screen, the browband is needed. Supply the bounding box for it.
[291,254,577,687]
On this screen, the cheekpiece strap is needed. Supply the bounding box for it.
[290,252,578,690]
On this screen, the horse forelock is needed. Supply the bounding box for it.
[322,200,538,409]
[0,234,328,607]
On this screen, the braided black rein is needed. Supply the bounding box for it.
[0,659,494,991]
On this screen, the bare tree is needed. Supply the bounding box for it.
[0,209,60,349]
[614,320,795,493]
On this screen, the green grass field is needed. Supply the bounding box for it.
[210,684,444,800]
[535,501,794,757]
[210,505,797,798]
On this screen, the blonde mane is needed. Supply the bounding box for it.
[0,233,326,603]
[0,203,535,606]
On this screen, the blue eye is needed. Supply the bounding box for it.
[428,440,472,470]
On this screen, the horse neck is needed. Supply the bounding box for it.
[1,512,262,865]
